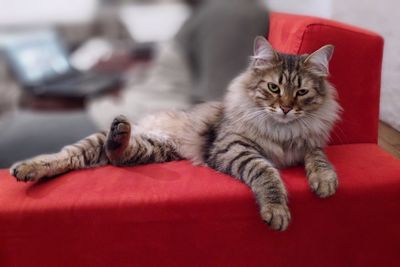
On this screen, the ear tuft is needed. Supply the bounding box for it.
[252,36,277,68]
[304,45,334,76]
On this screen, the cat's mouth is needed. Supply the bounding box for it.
[271,112,298,124]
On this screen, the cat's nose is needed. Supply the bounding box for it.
[280,105,293,115]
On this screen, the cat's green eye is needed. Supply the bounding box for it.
[296,89,309,96]
[267,83,280,93]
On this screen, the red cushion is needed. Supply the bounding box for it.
[268,12,384,145]
[1,143,399,267]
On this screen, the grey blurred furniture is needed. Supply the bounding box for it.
[177,0,269,102]
[0,111,98,168]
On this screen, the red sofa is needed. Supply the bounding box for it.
[1,13,399,267]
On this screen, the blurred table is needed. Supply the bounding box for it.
[17,49,152,111]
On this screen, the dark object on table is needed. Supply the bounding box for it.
[0,29,121,98]
[93,43,154,73]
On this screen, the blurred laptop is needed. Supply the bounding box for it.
[0,30,121,97]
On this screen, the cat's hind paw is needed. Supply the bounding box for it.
[106,115,131,162]
[10,161,47,182]
[107,115,131,148]
[261,203,291,231]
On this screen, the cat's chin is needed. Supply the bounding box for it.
[271,114,298,124]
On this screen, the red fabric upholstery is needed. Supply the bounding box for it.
[0,13,399,267]
[0,144,399,267]
[269,12,384,145]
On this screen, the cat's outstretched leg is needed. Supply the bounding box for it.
[10,131,109,182]
[207,134,291,231]
[105,115,182,166]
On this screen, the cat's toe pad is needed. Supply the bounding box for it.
[110,115,131,139]
[106,115,131,154]
[309,170,338,198]
[261,203,291,231]
[10,162,45,182]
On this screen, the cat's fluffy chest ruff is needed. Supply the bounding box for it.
[220,116,326,168]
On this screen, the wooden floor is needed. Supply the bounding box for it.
[378,121,400,158]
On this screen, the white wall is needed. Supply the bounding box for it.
[332,0,400,131]
[267,0,332,18]
[0,0,98,26]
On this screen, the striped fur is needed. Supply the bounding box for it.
[11,131,109,182]
[10,37,340,231]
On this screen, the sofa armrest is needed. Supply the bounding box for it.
[268,12,384,145]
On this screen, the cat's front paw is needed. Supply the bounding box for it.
[308,169,338,198]
[260,203,291,231]
[10,161,47,182]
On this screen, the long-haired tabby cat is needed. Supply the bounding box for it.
[10,36,340,231]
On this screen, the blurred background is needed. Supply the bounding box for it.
[0,0,398,167]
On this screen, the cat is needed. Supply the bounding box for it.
[10,36,341,231]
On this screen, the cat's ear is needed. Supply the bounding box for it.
[304,45,334,77]
[252,36,278,68]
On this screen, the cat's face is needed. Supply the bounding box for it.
[247,36,334,123]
